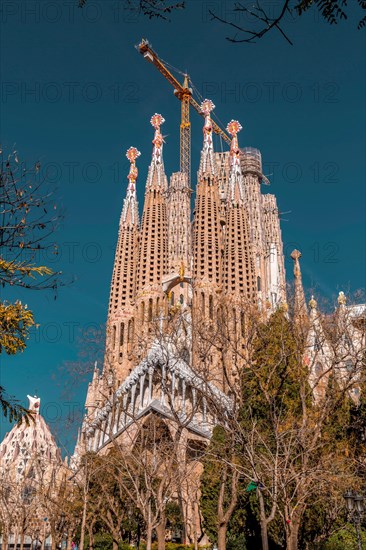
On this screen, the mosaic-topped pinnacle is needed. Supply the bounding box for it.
[150,113,165,129]
[126,147,140,191]
[201,99,215,115]
[338,291,347,306]
[226,120,243,137]
[291,249,302,262]
[126,146,141,164]
[309,295,317,310]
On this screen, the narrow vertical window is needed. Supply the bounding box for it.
[257,276,261,291]
[240,312,245,338]
[120,323,124,347]
[209,295,213,320]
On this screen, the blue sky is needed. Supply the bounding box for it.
[0,0,365,453]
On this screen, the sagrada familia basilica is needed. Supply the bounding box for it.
[0,100,364,547]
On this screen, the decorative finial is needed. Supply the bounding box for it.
[151,114,165,153]
[227,120,242,162]
[290,249,308,324]
[27,394,40,415]
[201,99,215,139]
[309,295,317,310]
[226,120,244,203]
[150,113,165,130]
[201,99,215,117]
[338,291,347,306]
[149,114,165,178]
[126,146,141,192]
[199,99,216,175]
[291,249,302,278]
[226,120,242,137]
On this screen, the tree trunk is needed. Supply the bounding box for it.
[66,531,72,550]
[156,515,166,550]
[88,526,94,550]
[217,523,227,550]
[112,541,118,550]
[79,493,87,550]
[13,527,19,550]
[259,520,269,550]
[145,523,153,550]
[286,513,302,550]
[51,525,56,550]
[19,531,25,550]
[258,491,270,550]
[3,529,9,550]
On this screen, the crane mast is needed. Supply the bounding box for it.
[137,38,231,186]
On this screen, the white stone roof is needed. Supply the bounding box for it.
[0,404,61,481]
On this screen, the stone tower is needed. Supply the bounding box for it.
[136,114,168,335]
[223,120,256,302]
[106,147,141,386]
[77,102,289,456]
[192,100,222,319]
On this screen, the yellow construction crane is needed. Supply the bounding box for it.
[137,38,231,186]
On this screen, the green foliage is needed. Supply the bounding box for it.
[227,532,246,550]
[324,524,366,550]
[0,300,35,355]
[200,425,236,543]
[0,300,36,421]
[242,309,305,423]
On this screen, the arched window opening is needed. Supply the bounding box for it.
[233,308,237,332]
[209,295,213,320]
[112,325,116,348]
[141,301,145,323]
[180,294,184,305]
[240,312,245,338]
[128,319,133,343]
[257,276,261,292]
[119,323,124,347]
[148,298,153,322]
[201,292,205,314]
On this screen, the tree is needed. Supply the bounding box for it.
[200,426,240,550]
[209,1,366,45]
[200,299,365,550]
[77,0,365,44]
[0,149,62,420]
[79,0,185,19]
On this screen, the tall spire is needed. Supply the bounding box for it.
[121,146,141,226]
[223,119,256,301]
[146,113,167,190]
[199,99,216,175]
[105,148,141,385]
[137,113,168,298]
[291,249,308,324]
[193,101,222,330]
[227,120,244,204]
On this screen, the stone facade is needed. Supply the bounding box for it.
[0,397,67,550]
